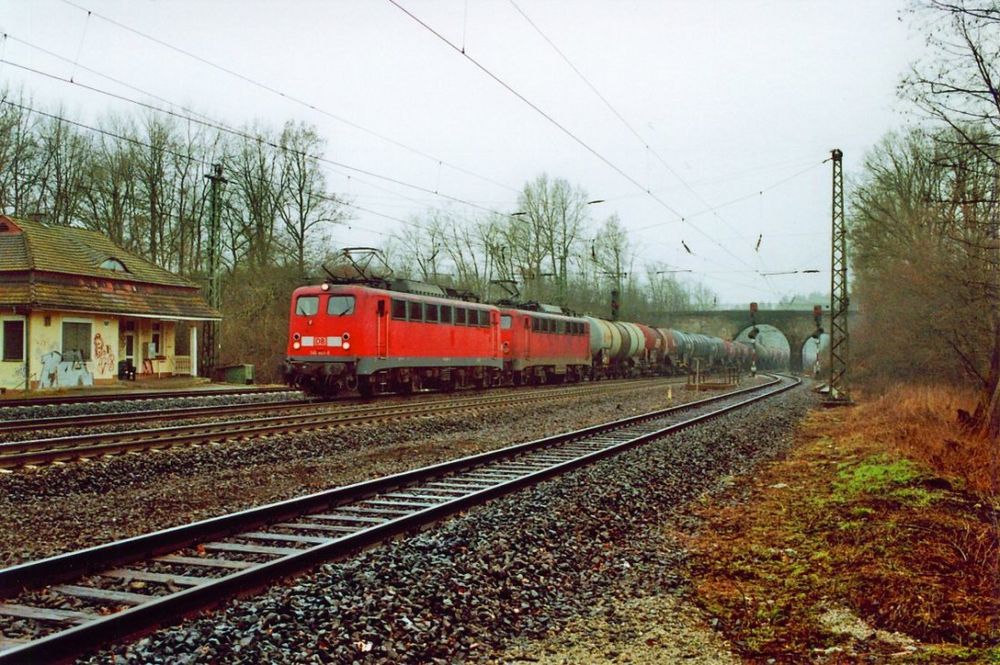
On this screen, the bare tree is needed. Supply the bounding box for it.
[0,89,44,216]
[277,122,346,274]
[899,0,999,437]
[32,111,90,226]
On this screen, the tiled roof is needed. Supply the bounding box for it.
[0,216,196,288]
[0,234,29,269]
[0,283,32,307]
[0,216,220,320]
[31,282,220,320]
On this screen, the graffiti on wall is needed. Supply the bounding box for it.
[38,351,94,389]
[93,333,115,376]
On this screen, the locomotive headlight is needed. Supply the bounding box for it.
[342,332,350,341]
[342,342,351,350]
[293,341,301,350]
[321,283,330,291]
[293,333,301,341]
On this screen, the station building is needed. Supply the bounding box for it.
[0,215,221,392]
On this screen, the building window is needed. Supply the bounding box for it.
[2,321,24,361]
[100,257,128,272]
[62,321,92,361]
[151,332,161,357]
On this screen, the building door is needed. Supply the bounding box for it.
[122,320,136,367]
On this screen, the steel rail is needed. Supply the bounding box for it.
[0,377,671,434]
[0,386,295,409]
[0,380,681,468]
[0,375,799,663]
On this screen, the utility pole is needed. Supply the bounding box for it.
[827,149,852,403]
[203,163,227,377]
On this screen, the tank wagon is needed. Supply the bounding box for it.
[283,278,788,397]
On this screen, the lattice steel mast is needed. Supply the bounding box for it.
[202,163,227,376]
[828,149,851,402]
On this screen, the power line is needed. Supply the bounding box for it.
[0,96,407,234]
[506,0,777,283]
[0,55,509,221]
[56,0,520,195]
[387,0,684,218]
[630,160,826,233]
[389,0,784,290]
[7,32,500,218]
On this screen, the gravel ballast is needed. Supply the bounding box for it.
[0,378,728,565]
[76,381,815,664]
[0,390,302,423]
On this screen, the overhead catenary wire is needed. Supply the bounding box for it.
[0,56,510,223]
[630,160,826,233]
[506,0,785,284]
[56,0,521,195]
[387,0,685,218]
[0,96,407,236]
[389,0,789,289]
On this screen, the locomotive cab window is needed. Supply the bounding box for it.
[408,301,423,321]
[425,304,439,323]
[326,295,355,316]
[531,317,540,332]
[455,308,467,325]
[477,310,490,327]
[391,299,407,320]
[500,315,512,330]
[295,295,319,316]
[440,305,453,324]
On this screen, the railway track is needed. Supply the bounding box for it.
[0,379,681,469]
[0,377,671,435]
[0,386,294,410]
[0,374,798,662]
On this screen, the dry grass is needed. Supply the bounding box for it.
[843,383,998,496]
[681,406,1000,663]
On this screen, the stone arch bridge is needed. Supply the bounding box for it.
[654,309,859,372]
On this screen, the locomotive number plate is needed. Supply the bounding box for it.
[301,336,342,347]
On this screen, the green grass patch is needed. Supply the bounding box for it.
[831,455,939,506]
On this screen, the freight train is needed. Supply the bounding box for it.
[282,279,788,397]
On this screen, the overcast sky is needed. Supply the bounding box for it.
[0,0,923,304]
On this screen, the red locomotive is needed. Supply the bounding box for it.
[284,282,502,396]
[499,308,591,385]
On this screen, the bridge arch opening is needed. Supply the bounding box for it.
[801,332,829,377]
[735,324,791,370]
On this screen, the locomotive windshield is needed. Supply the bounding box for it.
[295,295,319,316]
[327,295,355,316]
[501,315,512,329]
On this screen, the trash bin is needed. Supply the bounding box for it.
[118,360,137,381]
[221,364,255,385]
